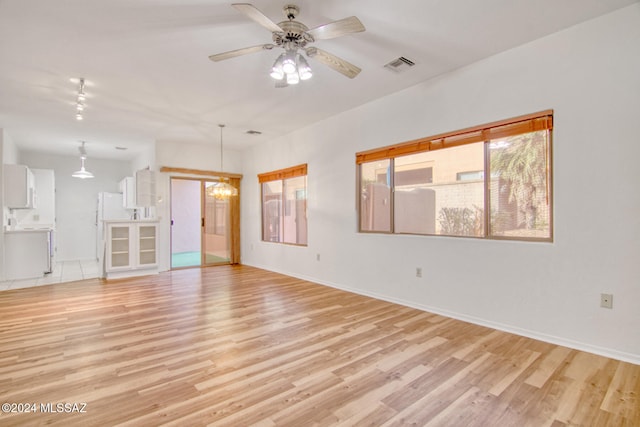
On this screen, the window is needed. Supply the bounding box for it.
[356,111,553,241]
[259,164,308,245]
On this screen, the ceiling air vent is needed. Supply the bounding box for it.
[384,56,416,73]
[246,130,262,135]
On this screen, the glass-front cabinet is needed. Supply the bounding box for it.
[138,225,157,266]
[105,221,158,278]
[110,225,131,269]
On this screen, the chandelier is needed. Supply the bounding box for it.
[208,124,238,199]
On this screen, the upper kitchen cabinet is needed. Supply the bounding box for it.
[135,169,156,208]
[120,169,156,209]
[4,164,35,209]
[120,176,136,209]
[20,169,55,226]
[33,169,55,225]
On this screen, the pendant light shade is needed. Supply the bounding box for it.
[208,124,237,199]
[72,141,94,179]
[72,158,94,179]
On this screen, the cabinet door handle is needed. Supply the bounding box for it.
[201,218,205,227]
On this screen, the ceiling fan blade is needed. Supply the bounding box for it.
[232,3,283,33]
[209,44,274,62]
[306,16,365,40]
[305,47,361,79]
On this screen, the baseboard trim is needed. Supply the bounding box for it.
[246,262,640,366]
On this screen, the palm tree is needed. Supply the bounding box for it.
[490,131,548,230]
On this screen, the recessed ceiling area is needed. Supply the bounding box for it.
[0,0,636,160]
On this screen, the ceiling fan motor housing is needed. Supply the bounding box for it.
[273,20,313,47]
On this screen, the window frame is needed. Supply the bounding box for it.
[258,163,308,246]
[356,110,553,242]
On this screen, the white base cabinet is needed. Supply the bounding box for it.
[4,230,52,280]
[105,221,158,279]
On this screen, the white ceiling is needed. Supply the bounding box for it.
[0,0,636,160]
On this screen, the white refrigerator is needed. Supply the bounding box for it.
[96,192,130,264]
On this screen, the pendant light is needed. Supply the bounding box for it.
[209,124,238,199]
[72,141,94,179]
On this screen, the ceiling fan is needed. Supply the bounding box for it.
[209,3,366,86]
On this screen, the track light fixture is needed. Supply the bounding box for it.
[74,77,87,121]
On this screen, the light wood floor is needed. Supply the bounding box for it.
[0,265,638,426]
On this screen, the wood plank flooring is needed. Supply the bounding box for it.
[0,265,638,426]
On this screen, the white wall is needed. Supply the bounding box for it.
[0,129,19,280]
[130,143,156,173]
[156,140,242,173]
[19,151,132,261]
[240,5,640,363]
[1,130,18,165]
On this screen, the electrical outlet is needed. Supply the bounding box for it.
[600,293,613,309]
[416,267,422,278]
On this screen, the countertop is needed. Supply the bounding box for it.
[102,219,159,224]
[4,226,54,233]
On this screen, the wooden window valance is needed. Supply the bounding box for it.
[355,110,553,164]
[258,164,307,183]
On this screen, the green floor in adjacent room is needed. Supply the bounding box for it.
[171,251,229,268]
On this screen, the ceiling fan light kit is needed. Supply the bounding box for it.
[270,55,285,79]
[269,48,312,84]
[296,54,312,80]
[209,3,365,87]
[281,51,297,74]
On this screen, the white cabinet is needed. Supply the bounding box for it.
[108,224,132,270]
[119,170,156,209]
[3,164,35,209]
[14,169,55,227]
[4,230,52,280]
[105,221,158,278]
[119,177,136,209]
[135,169,156,208]
[138,224,158,266]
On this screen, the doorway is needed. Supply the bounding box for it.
[170,177,234,268]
